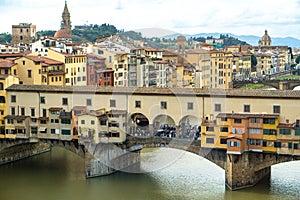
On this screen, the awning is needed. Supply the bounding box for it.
[38,127,47,132]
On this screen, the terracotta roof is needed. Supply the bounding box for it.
[0,53,23,59]
[186,49,210,54]
[54,29,72,39]
[49,107,63,111]
[26,56,63,65]
[227,135,243,140]
[277,123,294,128]
[6,85,300,100]
[107,110,127,115]
[216,113,280,119]
[0,60,16,68]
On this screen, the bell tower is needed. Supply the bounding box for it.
[61,1,72,30]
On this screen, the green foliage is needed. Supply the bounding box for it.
[296,55,300,64]
[0,33,12,43]
[193,34,248,46]
[72,23,118,42]
[37,30,56,38]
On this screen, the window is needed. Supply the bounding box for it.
[234,118,242,124]
[61,129,71,135]
[61,119,71,124]
[10,107,15,115]
[221,117,227,122]
[21,108,25,116]
[100,120,107,126]
[206,127,214,132]
[81,120,85,125]
[215,104,221,112]
[40,96,45,104]
[220,138,227,144]
[263,118,276,124]
[227,141,241,147]
[274,142,281,148]
[250,118,260,123]
[11,95,16,103]
[250,128,260,134]
[110,99,116,108]
[135,100,141,108]
[263,129,277,135]
[40,120,47,124]
[0,83,3,90]
[279,129,291,135]
[187,102,193,110]
[31,127,38,134]
[206,138,214,144]
[161,101,167,109]
[31,108,35,117]
[295,130,300,136]
[86,99,92,106]
[220,127,228,132]
[273,105,280,114]
[62,98,68,105]
[28,70,32,78]
[244,105,250,113]
[0,96,5,103]
[42,109,47,117]
[91,120,95,125]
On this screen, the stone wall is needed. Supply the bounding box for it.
[0,142,51,165]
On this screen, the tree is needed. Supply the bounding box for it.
[296,55,300,64]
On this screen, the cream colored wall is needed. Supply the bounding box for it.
[6,88,300,128]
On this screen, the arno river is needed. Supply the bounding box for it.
[0,147,299,200]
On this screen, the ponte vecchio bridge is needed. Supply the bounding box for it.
[1,84,300,190]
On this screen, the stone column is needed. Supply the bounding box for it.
[225,152,271,190]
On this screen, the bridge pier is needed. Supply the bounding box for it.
[225,152,271,190]
[85,143,142,178]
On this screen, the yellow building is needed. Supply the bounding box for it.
[262,114,280,152]
[113,52,129,87]
[186,49,211,88]
[232,53,251,80]
[210,50,233,89]
[176,64,194,88]
[0,75,19,136]
[45,49,87,86]
[15,56,65,86]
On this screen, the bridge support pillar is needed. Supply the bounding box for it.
[85,143,142,178]
[225,152,271,190]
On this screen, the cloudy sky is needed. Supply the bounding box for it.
[1,0,300,38]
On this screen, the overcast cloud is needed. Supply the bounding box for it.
[1,0,300,38]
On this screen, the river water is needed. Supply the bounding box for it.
[0,146,299,200]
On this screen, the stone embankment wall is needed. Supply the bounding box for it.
[0,142,51,165]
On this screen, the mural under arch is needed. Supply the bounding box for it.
[179,115,201,140]
[129,113,150,137]
[152,114,176,138]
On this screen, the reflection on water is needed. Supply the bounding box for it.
[0,147,299,200]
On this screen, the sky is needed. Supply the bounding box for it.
[1,0,300,38]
